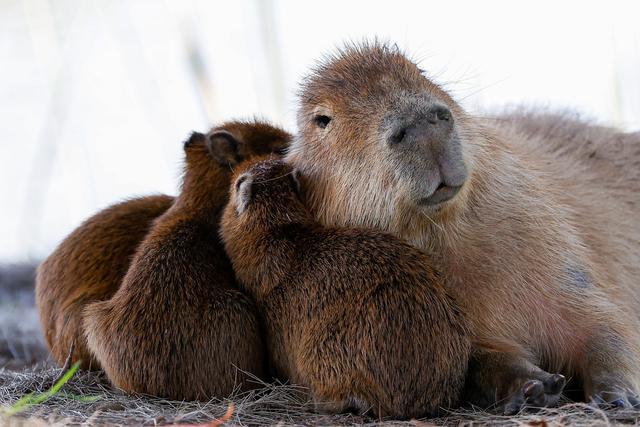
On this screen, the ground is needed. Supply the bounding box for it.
[1,264,640,426]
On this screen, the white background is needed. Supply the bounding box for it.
[1,0,639,261]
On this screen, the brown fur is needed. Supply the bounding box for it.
[81,122,290,400]
[36,121,291,373]
[36,195,174,369]
[219,159,471,419]
[287,42,640,410]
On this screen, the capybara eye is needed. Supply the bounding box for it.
[273,146,288,156]
[313,115,331,129]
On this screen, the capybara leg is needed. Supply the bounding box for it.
[504,375,566,415]
[588,384,640,408]
[582,331,640,408]
[465,351,566,414]
[584,371,640,408]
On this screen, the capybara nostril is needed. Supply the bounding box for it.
[388,105,454,148]
[390,127,408,145]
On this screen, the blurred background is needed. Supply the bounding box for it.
[1,0,639,263]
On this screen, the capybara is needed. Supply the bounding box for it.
[287,42,640,412]
[83,123,289,400]
[36,195,173,369]
[219,159,471,419]
[36,121,290,371]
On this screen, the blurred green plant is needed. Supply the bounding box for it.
[2,361,102,416]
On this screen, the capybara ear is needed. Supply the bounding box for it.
[183,131,207,150]
[234,173,253,214]
[208,130,242,165]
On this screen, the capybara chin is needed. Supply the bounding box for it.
[35,120,291,371]
[287,42,640,411]
[219,159,471,419]
[82,122,290,401]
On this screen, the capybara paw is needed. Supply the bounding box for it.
[503,373,566,415]
[589,388,640,409]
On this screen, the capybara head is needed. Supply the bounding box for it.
[288,42,479,233]
[224,159,305,228]
[221,159,306,288]
[182,120,291,189]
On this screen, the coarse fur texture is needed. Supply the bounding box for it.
[35,120,291,372]
[81,122,291,401]
[219,159,471,419]
[286,42,640,412]
[35,195,174,370]
[4,283,640,426]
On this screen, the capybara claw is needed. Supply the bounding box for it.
[523,380,545,405]
[503,374,566,415]
[589,388,640,409]
[628,395,640,408]
[612,399,625,408]
[548,374,566,394]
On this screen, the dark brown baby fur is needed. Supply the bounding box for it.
[79,122,290,401]
[219,159,471,419]
[36,195,174,369]
[36,121,291,372]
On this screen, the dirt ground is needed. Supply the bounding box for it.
[2,263,640,426]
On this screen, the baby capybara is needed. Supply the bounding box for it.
[36,121,290,370]
[36,195,173,369]
[83,122,289,400]
[219,159,471,419]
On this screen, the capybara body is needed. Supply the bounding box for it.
[36,194,173,369]
[81,121,290,400]
[220,159,471,419]
[36,121,290,372]
[287,43,640,411]
[83,123,288,400]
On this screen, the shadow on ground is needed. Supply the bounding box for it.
[0,263,49,371]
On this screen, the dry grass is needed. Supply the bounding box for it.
[2,366,640,427]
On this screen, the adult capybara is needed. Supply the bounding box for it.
[83,123,289,400]
[36,121,290,371]
[287,42,640,412]
[219,159,471,419]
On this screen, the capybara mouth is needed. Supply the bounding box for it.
[418,183,462,206]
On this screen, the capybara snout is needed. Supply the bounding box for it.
[387,103,454,147]
[385,98,467,206]
[233,160,300,214]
